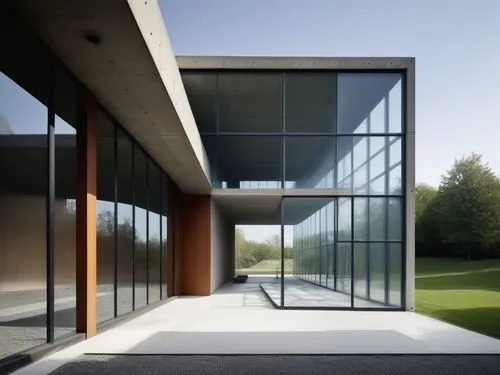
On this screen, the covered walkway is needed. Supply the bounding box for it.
[13,278,500,374]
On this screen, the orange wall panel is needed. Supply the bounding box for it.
[178,195,211,296]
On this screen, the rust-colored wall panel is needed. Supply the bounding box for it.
[166,182,177,297]
[76,95,97,337]
[178,195,211,296]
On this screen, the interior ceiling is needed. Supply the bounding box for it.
[182,71,400,182]
[213,193,334,225]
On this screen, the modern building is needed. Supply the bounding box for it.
[0,0,415,369]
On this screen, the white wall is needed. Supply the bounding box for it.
[210,201,234,293]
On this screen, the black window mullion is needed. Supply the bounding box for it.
[132,144,136,310]
[384,97,390,305]
[113,124,118,318]
[350,198,354,308]
[159,174,163,300]
[280,199,285,307]
[46,61,55,344]
[146,160,150,305]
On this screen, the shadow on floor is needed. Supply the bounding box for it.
[0,307,75,328]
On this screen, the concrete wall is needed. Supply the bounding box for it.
[210,201,234,293]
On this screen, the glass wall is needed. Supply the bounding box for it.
[0,5,173,360]
[182,70,405,309]
[0,35,49,356]
[96,111,170,323]
[54,70,78,338]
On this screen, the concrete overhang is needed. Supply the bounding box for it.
[212,189,351,224]
[13,0,211,194]
[176,56,415,71]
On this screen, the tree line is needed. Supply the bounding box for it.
[235,229,293,269]
[416,153,500,259]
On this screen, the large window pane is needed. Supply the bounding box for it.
[0,49,48,356]
[353,198,368,241]
[219,73,282,133]
[117,129,133,316]
[336,243,352,294]
[338,73,403,134]
[285,136,335,189]
[388,198,402,241]
[96,110,115,323]
[181,72,216,133]
[283,198,337,307]
[369,243,386,303]
[204,136,282,188]
[285,73,336,133]
[54,70,77,338]
[369,198,386,241]
[389,243,402,307]
[337,198,352,241]
[161,175,168,300]
[148,163,161,304]
[134,148,148,309]
[353,243,368,300]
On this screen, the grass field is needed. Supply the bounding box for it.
[236,259,293,275]
[416,257,500,339]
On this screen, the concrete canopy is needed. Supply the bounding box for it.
[13,0,211,194]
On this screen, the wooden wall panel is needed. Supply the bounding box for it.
[76,95,97,337]
[178,195,211,296]
[166,182,177,297]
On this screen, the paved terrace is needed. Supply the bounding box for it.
[12,277,500,374]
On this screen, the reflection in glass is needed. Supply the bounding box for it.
[369,243,386,303]
[336,243,352,293]
[96,110,115,323]
[285,73,336,133]
[0,69,48,356]
[54,70,77,338]
[160,176,168,300]
[285,136,335,189]
[353,243,368,299]
[389,243,402,306]
[117,129,133,316]
[148,163,161,304]
[219,73,282,133]
[338,73,403,134]
[204,136,282,189]
[181,72,216,133]
[134,148,148,309]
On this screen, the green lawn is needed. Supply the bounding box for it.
[236,259,293,275]
[416,257,500,338]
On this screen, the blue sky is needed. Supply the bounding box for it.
[160,0,500,244]
[160,0,500,187]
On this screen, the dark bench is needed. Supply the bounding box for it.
[233,274,248,284]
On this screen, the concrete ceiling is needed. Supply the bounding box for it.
[213,191,335,225]
[12,0,211,194]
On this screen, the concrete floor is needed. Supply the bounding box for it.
[0,284,147,359]
[11,278,500,375]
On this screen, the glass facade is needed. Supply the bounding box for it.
[96,109,170,323]
[183,70,405,309]
[0,10,172,360]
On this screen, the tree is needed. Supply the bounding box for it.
[415,183,438,222]
[437,154,500,259]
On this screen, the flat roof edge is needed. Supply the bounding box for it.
[176,56,415,70]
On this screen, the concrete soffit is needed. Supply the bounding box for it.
[15,0,211,194]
